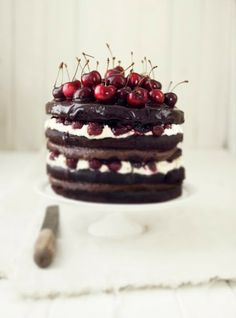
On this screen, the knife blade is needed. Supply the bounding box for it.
[34,205,59,268]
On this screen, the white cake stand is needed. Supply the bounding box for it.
[36,179,195,239]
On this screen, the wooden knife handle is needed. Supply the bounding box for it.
[34,229,56,268]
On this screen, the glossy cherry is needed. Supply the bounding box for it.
[52,85,65,101]
[89,158,102,170]
[87,122,104,136]
[164,92,177,107]
[127,72,142,88]
[81,70,102,88]
[63,81,80,98]
[106,74,126,88]
[116,87,132,105]
[114,65,124,73]
[73,87,93,102]
[108,160,121,172]
[94,84,116,101]
[127,87,148,107]
[143,79,162,91]
[149,89,165,104]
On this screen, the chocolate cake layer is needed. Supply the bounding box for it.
[46,128,183,150]
[46,101,184,126]
[47,165,185,185]
[47,140,182,161]
[51,183,182,204]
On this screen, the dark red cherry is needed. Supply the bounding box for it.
[105,69,118,78]
[149,89,165,105]
[108,160,121,172]
[106,74,126,88]
[94,84,116,101]
[114,65,124,73]
[89,159,102,170]
[111,125,132,136]
[63,81,80,98]
[127,72,142,88]
[81,70,102,88]
[127,87,148,107]
[72,121,83,129]
[73,87,93,102]
[87,122,104,136]
[143,79,162,91]
[49,151,59,161]
[52,85,65,101]
[66,158,78,169]
[152,125,164,136]
[116,87,132,105]
[164,92,177,107]
[147,161,157,173]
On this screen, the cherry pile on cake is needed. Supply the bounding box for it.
[45,48,186,203]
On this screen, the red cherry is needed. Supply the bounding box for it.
[108,160,121,172]
[116,87,132,105]
[152,125,164,136]
[72,121,83,129]
[106,74,126,88]
[94,84,116,101]
[52,85,65,101]
[49,151,59,161]
[149,89,165,105]
[81,70,102,88]
[127,72,142,88]
[89,159,102,170]
[147,161,157,173]
[66,158,78,169]
[114,65,124,73]
[87,122,104,136]
[105,69,118,78]
[111,125,132,136]
[63,82,80,98]
[73,87,93,102]
[164,92,178,108]
[142,79,162,91]
[127,87,148,107]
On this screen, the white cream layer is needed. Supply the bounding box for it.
[47,153,183,176]
[45,118,183,139]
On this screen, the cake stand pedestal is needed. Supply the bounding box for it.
[36,179,193,239]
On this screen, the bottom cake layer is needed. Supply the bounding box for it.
[49,177,183,204]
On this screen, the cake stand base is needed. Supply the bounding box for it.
[35,179,194,239]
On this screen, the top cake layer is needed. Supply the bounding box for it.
[46,100,184,127]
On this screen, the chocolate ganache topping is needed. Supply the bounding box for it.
[46,100,184,126]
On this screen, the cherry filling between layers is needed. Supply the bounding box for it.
[47,152,183,175]
[45,117,183,139]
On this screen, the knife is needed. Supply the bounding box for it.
[34,205,59,268]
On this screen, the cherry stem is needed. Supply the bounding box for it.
[106,43,115,64]
[54,62,64,87]
[148,65,158,77]
[96,61,99,71]
[141,60,144,74]
[105,58,110,85]
[118,60,121,65]
[144,57,147,74]
[148,60,156,78]
[112,56,116,68]
[72,57,81,81]
[63,63,70,81]
[131,51,134,64]
[171,80,189,92]
[167,81,173,92]
[122,62,135,74]
[81,60,89,78]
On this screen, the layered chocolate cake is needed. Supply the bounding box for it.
[45,54,186,203]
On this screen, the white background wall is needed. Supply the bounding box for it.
[0,0,235,152]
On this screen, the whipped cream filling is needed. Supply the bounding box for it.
[45,118,183,139]
[47,153,183,176]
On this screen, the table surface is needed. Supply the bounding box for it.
[1,150,236,318]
